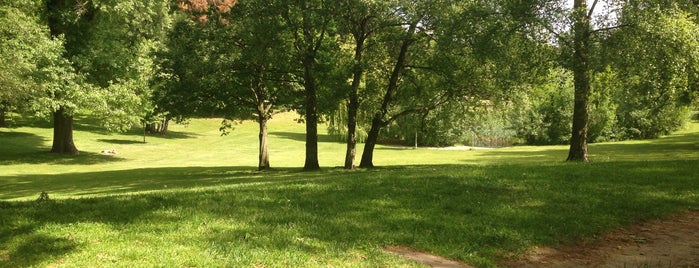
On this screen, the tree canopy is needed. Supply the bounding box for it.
[1,0,697,166]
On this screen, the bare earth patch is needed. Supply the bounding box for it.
[385,246,473,268]
[504,211,699,268]
[386,211,699,268]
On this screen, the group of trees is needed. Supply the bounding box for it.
[1,0,697,169]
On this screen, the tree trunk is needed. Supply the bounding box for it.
[344,92,359,169]
[344,31,366,170]
[0,108,7,128]
[303,55,320,170]
[160,119,169,134]
[359,116,382,168]
[145,123,156,133]
[51,107,78,154]
[146,118,170,135]
[567,0,591,162]
[257,109,270,171]
[358,23,416,168]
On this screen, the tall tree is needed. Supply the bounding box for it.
[43,0,171,154]
[281,0,334,170]
[335,0,381,169]
[554,0,699,159]
[356,0,544,167]
[605,1,699,139]
[358,19,420,168]
[161,0,304,170]
[567,0,592,161]
[44,0,87,154]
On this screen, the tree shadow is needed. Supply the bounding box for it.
[190,161,699,266]
[120,128,200,140]
[0,166,318,200]
[64,116,197,140]
[270,131,336,143]
[1,161,697,266]
[0,150,127,166]
[0,193,186,267]
[4,234,77,266]
[4,115,53,129]
[469,129,699,164]
[97,139,145,145]
[0,131,47,152]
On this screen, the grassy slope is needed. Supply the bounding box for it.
[0,113,698,267]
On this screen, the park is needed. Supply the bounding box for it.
[1,0,699,267]
[1,113,698,267]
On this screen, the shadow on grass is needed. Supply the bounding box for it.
[589,130,699,159]
[0,166,314,200]
[0,150,127,166]
[0,160,698,266]
[194,161,699,266]
[0,131,125,166]
[270,131,336,143]
[97,139,145,145]
[0,130,126,165]
[0,131,47,153]
[0,167,326,266]
[471,129,699,164]
[3,115,53,129]
[0,193,187,267]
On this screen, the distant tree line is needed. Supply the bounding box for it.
[1,0,697,169]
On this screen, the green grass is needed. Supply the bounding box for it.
[1,113,698,267]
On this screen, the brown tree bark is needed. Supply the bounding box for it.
[0,108,7,128]
[344,21,369,170]
[567,0,591,162]
[257,106,271,171]
[146,118,170,135]
[358,23,415,168]
[51,107,78,154]
[303,54,320,170]
[344,90,359,169]
[359,116,382,168]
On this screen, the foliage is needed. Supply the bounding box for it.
[509,68,574,145]
[509,67,622,145]
[0,4,69,121]
[41,0,173,132]
[605,5,699,139]
[327,102,368,143]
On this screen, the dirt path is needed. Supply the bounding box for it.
[385,246,474,268]
[506,211,699,268]
[386,211,699,268]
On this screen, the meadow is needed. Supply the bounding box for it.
[1,113,698,267]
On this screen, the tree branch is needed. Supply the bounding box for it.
[591,24,632,34]
[587,0,599,18]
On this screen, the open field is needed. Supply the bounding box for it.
[1,113,698,267]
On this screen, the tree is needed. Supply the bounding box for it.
[280,0,335,170]
[161,0,304,170]
[566,0,592,161]
[545,0,699,160]
[605,2,699,139]
[334,0,382,169]
[357,0,439,168]
[356,0,548,167]
[43,0,172,154]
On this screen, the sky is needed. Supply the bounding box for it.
[566,0,621,26]
[566,0,620,18]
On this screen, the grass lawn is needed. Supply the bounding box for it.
[1,113,698,267]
